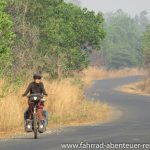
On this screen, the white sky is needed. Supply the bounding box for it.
[80,0,150,17]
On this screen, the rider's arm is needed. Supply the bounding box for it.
[22,83,32,96]
[41,82,48,96]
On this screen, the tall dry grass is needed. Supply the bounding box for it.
[0,78,110,137]
[132,78,150,94]
[44,79,110,124]
[0,67,143,137]
[142,71,150,93]
[118,70,150,95]
[82,67,143,85]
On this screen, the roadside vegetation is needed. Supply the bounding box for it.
[3,0,105,79]
[82,67,143,85]
[0,78,111,138]
[118,81,150,96]
[0,0,109,138]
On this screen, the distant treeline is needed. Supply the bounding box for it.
[91,9,150,69]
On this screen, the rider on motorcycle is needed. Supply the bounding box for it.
[22,73,48,125]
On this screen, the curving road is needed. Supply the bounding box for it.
[0,76,150,150]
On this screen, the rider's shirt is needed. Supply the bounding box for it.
[23,82,48,96]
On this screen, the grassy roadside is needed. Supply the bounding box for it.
[114,69,150,96]
[117,80,150,96]
[0,67,141,139]
[82,67,143,85]
[0,75,111,139]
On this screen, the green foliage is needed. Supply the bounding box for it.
[6,0,105,78]
[102,10,143,69]
[0,0,14,75]
[24,0,105,77]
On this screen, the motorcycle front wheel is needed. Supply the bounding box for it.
[33,113,38,139]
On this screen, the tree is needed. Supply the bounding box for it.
[142,25,150,68]
[24,0,105,77]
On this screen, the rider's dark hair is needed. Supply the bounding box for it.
[33,73,42,80]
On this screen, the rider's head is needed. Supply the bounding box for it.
[33,73,42,83]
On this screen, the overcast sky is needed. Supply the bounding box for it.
[80,0,150,17]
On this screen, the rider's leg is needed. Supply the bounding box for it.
[37,109,44,121]
[28,101,34,120]
[37,101,45,121]
[24,109,29,120]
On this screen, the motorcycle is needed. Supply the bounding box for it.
[24,94,48,139]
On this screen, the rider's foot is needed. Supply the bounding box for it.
[25,119,32,132]
[38,120,46,133]
[26,119,31,122]
[41,120,46,125]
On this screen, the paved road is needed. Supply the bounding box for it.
[0,76,150,150]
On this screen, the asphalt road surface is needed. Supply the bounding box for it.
[0,76,150,150]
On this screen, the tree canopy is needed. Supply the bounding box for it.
[5,0,105,78]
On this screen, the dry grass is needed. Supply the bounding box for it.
[82,67,143,85]
[0,83,26,132]
[141,78,150,93]
[118,80,150,96]
[116,69,150,96]
[0,67,143,138]
[0,78,111,138]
